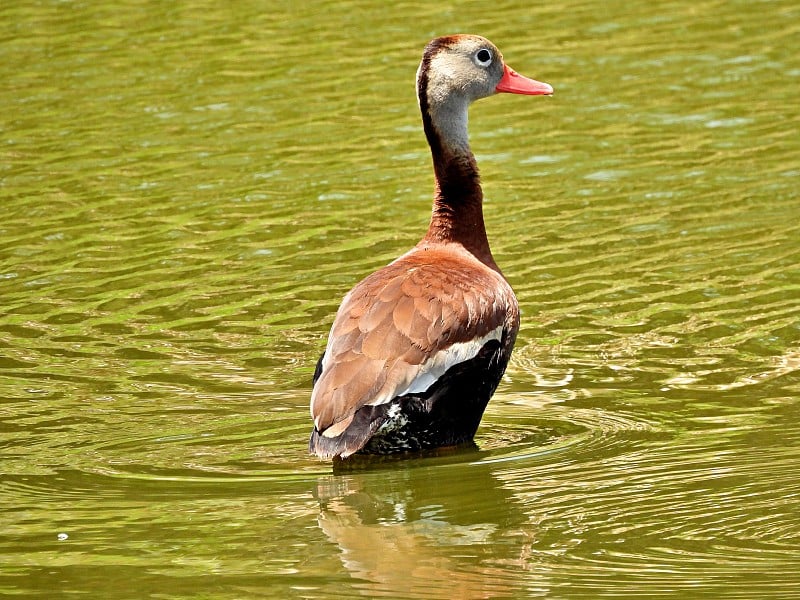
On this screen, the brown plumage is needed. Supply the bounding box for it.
[309,35,553,459]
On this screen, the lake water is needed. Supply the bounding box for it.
[1,0,799,598]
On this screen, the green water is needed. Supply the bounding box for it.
[2,0,799,597]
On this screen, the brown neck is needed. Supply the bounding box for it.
[423,148,496,267]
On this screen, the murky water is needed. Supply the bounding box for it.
[2,0,799,597]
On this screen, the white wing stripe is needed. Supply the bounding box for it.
[366,325,503,405]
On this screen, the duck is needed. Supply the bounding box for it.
[309,34,553,459]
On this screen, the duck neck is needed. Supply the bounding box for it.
[419,95,496,268]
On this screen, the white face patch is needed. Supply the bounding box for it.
[425,50,482,148]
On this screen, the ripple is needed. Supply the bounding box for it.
[474,389,665,470]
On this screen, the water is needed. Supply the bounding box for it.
[1,0,799,597]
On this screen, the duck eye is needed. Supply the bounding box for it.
[475,48,492,67]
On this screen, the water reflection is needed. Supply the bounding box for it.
[315,453,534,599]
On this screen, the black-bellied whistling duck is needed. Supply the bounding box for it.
[309,35,553,459]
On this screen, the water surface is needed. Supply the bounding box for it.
[1,0,799,598]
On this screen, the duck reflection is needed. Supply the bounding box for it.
[314,449,536,599]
